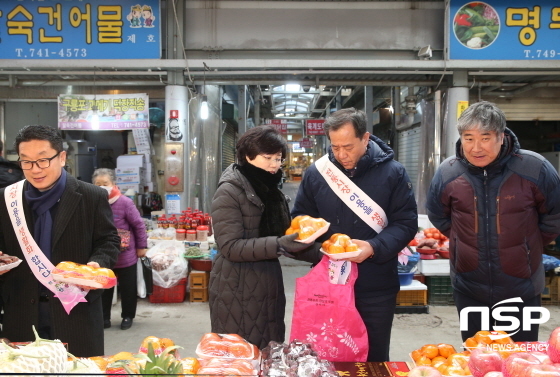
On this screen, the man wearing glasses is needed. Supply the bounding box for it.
[0,125,120,357]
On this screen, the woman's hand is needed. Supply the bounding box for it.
[137,249,148,258]
[87,261,100,269]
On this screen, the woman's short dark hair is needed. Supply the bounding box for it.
[236,125,287,164]
[323,107,368,139]
[15,125,64,154]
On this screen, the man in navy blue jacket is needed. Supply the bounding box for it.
[292,108,418,361]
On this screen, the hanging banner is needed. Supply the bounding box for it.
[57,93,150,131]
[449,1,560,60]
[0,0,161,59]
[306,119,326,136]
[264,119,288,134]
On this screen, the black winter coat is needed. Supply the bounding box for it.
[209,164,289,349]
[0,157,24,188]
[292,135,418,298]
[426,128,560,305]
[0,175,120,357]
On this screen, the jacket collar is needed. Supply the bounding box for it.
[328,134,394,178]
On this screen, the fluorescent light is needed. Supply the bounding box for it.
[200,95,209,120]
[91,106,100,130]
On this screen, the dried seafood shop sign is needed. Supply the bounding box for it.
[449,1,560,60]
[57,93,150,131]
[0,0,160,59]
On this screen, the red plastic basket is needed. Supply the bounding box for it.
[149,278,187,303]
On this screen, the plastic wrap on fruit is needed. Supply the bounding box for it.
[52,261,116,289]
[197,358,256,376]
[285,215,328,240]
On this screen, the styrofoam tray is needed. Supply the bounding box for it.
[320,247,361,260]
[52,274,116,289]
[0,258,22,272]
[294,222,330,244]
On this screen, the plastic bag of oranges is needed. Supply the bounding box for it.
[464,330,515,359]
[411,343,473,375]
[285,215,329,243]
[52,261,116,289]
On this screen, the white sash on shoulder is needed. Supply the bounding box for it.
[4,180,88,314]
[315,154,388,234]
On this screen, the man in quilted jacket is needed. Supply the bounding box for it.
[427,101,560,342]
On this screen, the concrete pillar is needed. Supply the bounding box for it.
[443,86,469,160]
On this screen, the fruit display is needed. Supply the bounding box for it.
[52,261,116,289]
[321,233,360,254]
[138,335,176,356]
[261,340,338,377]
[285,215,329,242]
[0,327,67,373]
[196,333,258,360]
[548,327,560,363]
[464,330,515,358]
[197,357,257,376]
[411,343,473,376]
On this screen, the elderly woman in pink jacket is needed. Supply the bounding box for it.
[92,168,148,330]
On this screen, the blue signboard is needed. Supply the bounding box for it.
[0,0,160,59]
[450,1,560,60]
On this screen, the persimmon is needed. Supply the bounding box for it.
[421,344,439,359]
[437,343,457,358]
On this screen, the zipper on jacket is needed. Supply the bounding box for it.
[496,197,500,234]
[483,169,493,303]
[474,196,478,233]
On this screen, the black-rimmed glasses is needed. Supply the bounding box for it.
[18,152,61,170]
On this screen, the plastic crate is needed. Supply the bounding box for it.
[396,290,427,306]
[149,278,187,303]
[189,287,208,302]
[426,276,454,305]
[542,276,560,306]
[189,271,209,288]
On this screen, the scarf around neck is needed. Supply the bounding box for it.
[238,162,290,237]
[24,169,67,260]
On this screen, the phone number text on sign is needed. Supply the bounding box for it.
[13,48,88,58]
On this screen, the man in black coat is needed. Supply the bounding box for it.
[0,125,119,357]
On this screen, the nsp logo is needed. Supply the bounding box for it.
[459,297,550,340]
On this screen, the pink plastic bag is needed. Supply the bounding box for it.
[289,255,368,362]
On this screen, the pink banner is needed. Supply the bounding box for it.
[306,119,325,135]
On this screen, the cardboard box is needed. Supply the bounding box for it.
[116,167,146,184]
[117,154,146,168]
[333,361,411,377]
[117,183,145,195]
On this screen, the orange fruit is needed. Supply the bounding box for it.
[322,240,333,251]
[96,268,115,278]
[431,356,447,367]
[285,227,295,235]
[436,363,448,375]
[411,349,423,362]
[416,355,432,366]
[336,235,351,247]
[328,244,345,254]
[437,343,457,358]
[445,364,467,375]
[291,215,307,229]
[464,337,478,349]
[474,330,492,345]
[447,353,469,369]
[345,243,359,252]
[421,344,439,359]
[330,233,344,242]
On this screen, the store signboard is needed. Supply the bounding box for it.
[57,93,150,131]
[306,119,325,136]
[299,138,313,148]
[449,1,560,60]
[264,119,288,134]
[0,0,161,59]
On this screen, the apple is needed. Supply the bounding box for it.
[502,352,541,377]
[548,327,560,363]
[468,347,504,377]
[525,364,560,377]
[484,372,504,377]
[532,352,553,365]
[407,365,443,377]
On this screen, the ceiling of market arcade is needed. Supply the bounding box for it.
[1,0,560,135]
